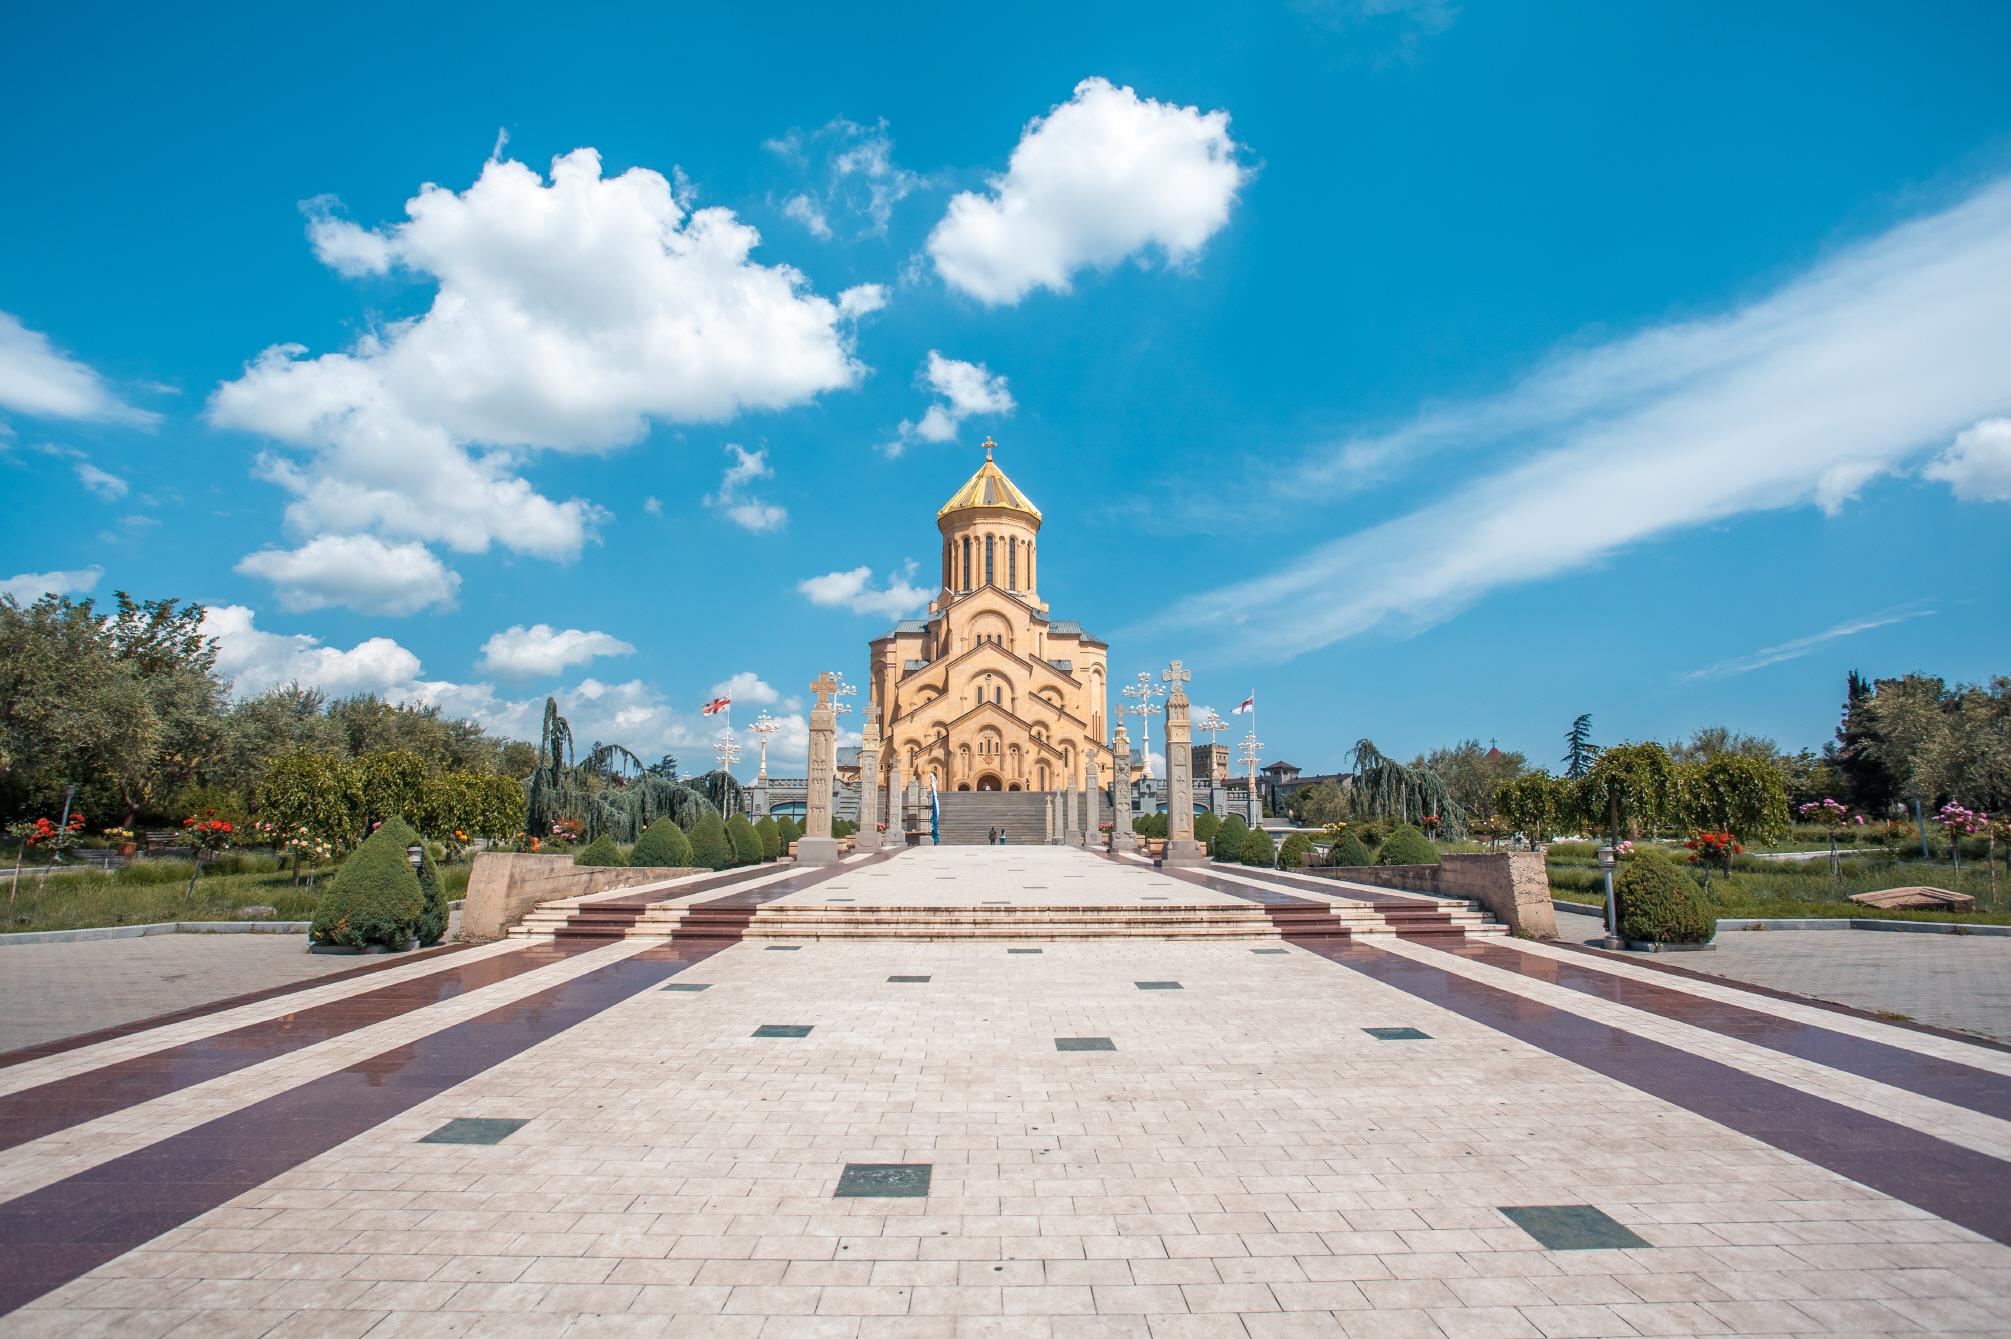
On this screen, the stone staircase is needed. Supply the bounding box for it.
[513,891,1503,942]
[934,791,1052,845]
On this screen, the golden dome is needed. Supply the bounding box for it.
[937,437,1042,521]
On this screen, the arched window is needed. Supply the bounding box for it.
[961,536,971,590]
[984,535,995,586]
[1008,539,1017,589]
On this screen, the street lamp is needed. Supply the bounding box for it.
[713,732,743,817]
[406,842,424,871]
[1598,845,1623,949]
[746,711,782,780]
[1237,728,1265,823]
[1121,672,1165,779]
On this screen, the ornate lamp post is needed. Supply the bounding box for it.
[712,733,743,818]
[1237,727,1265,825]
[1196,709,1228,816]
[1122,672,1166,779]
[746,711,782,780]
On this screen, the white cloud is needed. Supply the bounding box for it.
[838,284,889,320]
[74,461,129,500]
[209,148,865,566]
[769,119,924,237]
[204,603,423,698]
[928,77,1249,306]
[236,534,461,616]
[1150,177,2011,659]
[1678,607,1937,682]
[704,443,788,532]
[642,496,663,515]
[710,670,780,705]
[1925,417,2011,502]
[477,623,636,677]
[783,193,831,239]
[0,312,156,425]
[798,562,930,619]
[883,351,1015,455]
[1,565,103,603]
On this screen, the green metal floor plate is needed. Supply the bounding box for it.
[1498,1205,1651,1250]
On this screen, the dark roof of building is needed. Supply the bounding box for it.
[1262,761,1300,773]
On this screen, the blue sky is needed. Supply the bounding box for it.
[4,1,2008,774]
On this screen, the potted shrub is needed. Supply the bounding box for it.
[1615,847,1714,951]
[104,826,137,858]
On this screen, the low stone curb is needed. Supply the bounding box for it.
[1553,898,2011,937]
[0,921,313,946]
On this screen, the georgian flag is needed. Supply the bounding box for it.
[1233,693,1255,715]
[702,696,732,716]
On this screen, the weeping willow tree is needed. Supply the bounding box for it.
[524,699,715,841]
[1350,738,1465,835]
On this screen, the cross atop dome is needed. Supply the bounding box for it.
[936,435,1042,521]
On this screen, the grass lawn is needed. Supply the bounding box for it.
[1,854,474,935]
[1545,841,2011,926]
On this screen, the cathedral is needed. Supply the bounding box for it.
[867,441,1111,794]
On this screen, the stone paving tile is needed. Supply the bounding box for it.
[7,847,2011,1336]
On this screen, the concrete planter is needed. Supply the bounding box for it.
[1622,939,1716,953]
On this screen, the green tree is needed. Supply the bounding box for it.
[725,814,762,867]
[257,750,361,879]
[1614,847,1712,945]
[572,834,627,866]
[1283,780,1350,826]
[754,815,781,860]
[1194,811,1221,846]
[1212,813,1248,860]
[1680,754,1790,872]
[630,816,694,867]
[351,750,427,835]
[1239,826,1277,867]
[686,813,734,870]
[1277,831,1315,869]
[1563,713,1599,779]
[1495,770,1560,846]
[1416,740,1525,820]
[1375,824,1440,865]
[1575,742,1680,846]
[1350,739,1463,833]
[1327,832,1373,867]
[309,820,426,949]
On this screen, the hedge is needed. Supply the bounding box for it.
[1375,824,1439,866]
[1616,847,1714,945]
[309,820,425,949]
[1212,814,1249,861]
[725,814,763,867]
[572,834,626,867]
[686,813,735,871]
[1239,826,1277,868]
[1327,832,1374,867]
[628,817,693,867]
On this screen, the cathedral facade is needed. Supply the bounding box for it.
[867,442,1110,794]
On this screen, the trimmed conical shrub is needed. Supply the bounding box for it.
[1194,811,1221,847]
[1616,847,1713,944]
[754,816,780,861]
[1212,814,1249,861]
[572,834,626,867]
[775,817,801,854]
[1327,833,1374,867]
[629,817,693,868]
[1277,832,1314,870]
[686,813,734,871]
[310,820,425,949]
[1239,826,1277,867]
[726,814,762,867]
[1374,824,1439,866]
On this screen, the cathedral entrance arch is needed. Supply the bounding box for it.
[977,773,1002,791]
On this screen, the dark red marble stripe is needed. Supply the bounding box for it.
[0,941,477,1070]
[0,849,888,1317]
[1418,938,2011,1121]
[0,941,599,1154]
[1136,856,2011,1243]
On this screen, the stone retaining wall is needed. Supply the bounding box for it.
[461,854,705,940]
[1296,851,1557,939]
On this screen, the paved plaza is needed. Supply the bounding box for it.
[2,846,2009,1337]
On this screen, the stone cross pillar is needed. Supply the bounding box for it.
[855,701,882,851]
[1045,790,1057,844]
[1082,748,1102,848]
[1061,762,1077,847]
[1109,725,1136,851]
[796,672,842,866]
[1158,661,1206,866]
